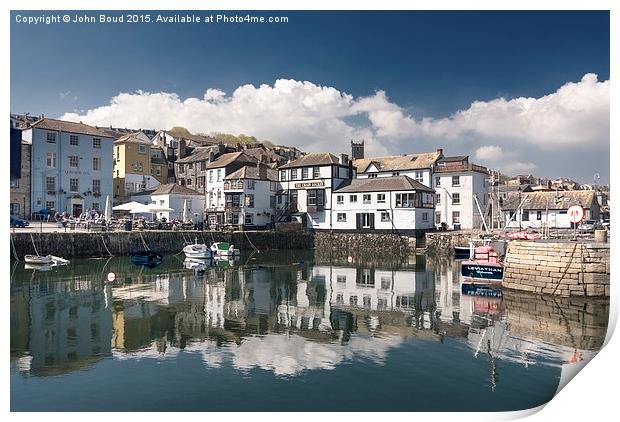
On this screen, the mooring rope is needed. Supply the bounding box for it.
[10,235,19,261]
[29,232,40,256]
[551,242,579,295]
[244,231,260,253]
[100,235,113,257]
[139,231,150,250]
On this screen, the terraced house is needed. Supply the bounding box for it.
[112,132,161,202]
[22,118,114,216]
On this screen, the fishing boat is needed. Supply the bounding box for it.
[461,244,504,285]
[183,238,213,259]
[210,242,240,257]
[129,251,163,268]
[24,255,71,266]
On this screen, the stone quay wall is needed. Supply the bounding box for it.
[425,230,482,256]
[10,230,315,259]
[503,240,610,297]
[314,232,415,262]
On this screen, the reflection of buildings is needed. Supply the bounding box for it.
[11,279,112,376]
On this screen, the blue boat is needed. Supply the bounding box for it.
[130,251,163,268]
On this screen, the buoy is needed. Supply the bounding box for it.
[107,272,116,282]
[347,256,353,263]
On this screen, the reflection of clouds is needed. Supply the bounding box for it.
[112,333,403,377]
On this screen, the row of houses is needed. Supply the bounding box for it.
[10,115,605,232]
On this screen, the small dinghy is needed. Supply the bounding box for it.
[184,257,209,273]
[24,255,53,265]
[183,238,213,259]
[130,251,163,268]
[210,242,240,257]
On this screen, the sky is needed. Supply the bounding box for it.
[10,10,610,182]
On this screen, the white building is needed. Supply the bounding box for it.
[331,176,436,233]
[205,152,258,227]
[131,183,204,221]
[22,118,115,216]
[223,164,278,229]
[277,153,354,229]
[502,190,600,229]
[353,149,443,187]
[432,156,489,230]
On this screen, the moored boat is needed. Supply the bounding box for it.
[454,245,472,259]
[24,255,53,265]
[130,251,163,268]
[183,239,213,259]
[461,245,504,285]
[210,242,240,257]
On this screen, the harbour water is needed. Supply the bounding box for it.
[10,251,609,411]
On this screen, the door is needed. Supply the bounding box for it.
[72,203,83,217]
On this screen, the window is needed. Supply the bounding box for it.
[435,176,441,187]
[151,149,161,158]
[422,212,428,222]
[452,211,460,224]
[217,169,222,182]
[45,201,55,210]
[349,296,358,306]
[414,170,424,183]
[209,171,213,183]
[246,194,254,208]
[70,135,79,146]
[363,295,372,309]
[46,132,56,143]
[92,180,100,194]
[313,167,320,178]
[395,193,418,208]
[245,213,253,225]
[93,157,101,171]
[280,170,287,181]
[139,145,146,154]
[69,156,79,168]
[270,182,277,192]
[187,178,192,186]
[381,211,390,222]
[247,180,255,190]
[188,163,193,170]
[537,211,542,220]
[270,196,276,208]
[93,138,101,149]
[336,294,344,305]
[350,194,357,203]
[70,178,79,192]
[436,193,441,204]
[336,195,344,204]
[377,193,386,203]
[337,275,347,285]
[522,211,530,221]
[337,213,346,222]
[361,213,371,228]
[92,202,99,210]
[363,194,371,204]
[452,176,460,187]
[46,152,57,168]
[46,176,55,192]
[302,168,309,179]
[291,169,298,180]
[137,163,144,173]
[392,171,400,176]
[307,189,325,207]
[227,213,240,225]
[380,277,391,290]
[10,179,19,188]
[452,193,460,205]
[368,174,377,178]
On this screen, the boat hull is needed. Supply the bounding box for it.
[130,251,163,268]
[461,261,503,283]
[24,255,53,265]
[183,244,213,259]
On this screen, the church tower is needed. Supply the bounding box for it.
[351,140,364,160]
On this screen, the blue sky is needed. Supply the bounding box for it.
[10,10,610,181]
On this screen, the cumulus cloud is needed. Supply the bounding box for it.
[60,74,609,179]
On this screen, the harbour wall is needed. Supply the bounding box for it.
[10,231,315,259]
[425,230,481,255]
[503,240,610,297]
[314,232,416,263]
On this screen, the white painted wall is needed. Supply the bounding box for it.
[223,179,278,227]
[433,171,488,230]
[357,168,432,187]
[150,194,205,221]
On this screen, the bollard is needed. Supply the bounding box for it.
[594,229,608,243]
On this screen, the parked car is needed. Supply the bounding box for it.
[33,208,52,220]
[578,219,602,233]
[10,216,29,228]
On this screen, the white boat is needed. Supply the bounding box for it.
[183,239,213,259]
[184,258,208,273]
[210,242,240,257]
[24,255,53,265]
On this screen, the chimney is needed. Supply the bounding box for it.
[259,163,267,180]
[340,153,349,165]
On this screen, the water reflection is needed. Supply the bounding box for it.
[11,253,609,383]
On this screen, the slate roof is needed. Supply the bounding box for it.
[150,183,203,196]
[175,145,221,163]
[353,150,443,173]
[205,151,257,170]
[224,165,278,181]
[166,128,219,145]
[30,118,115,138]
[114,132,153,145]
[279,153,341,169]
[334,176,435,193]
[497,184,533,193]
[502,191,597,211]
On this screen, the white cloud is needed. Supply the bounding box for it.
[60,74,609,178]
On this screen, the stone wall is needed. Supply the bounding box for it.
[314,232,415,263]
[10,230,315,259]
[503,240,610,297]
[425,230,482,256]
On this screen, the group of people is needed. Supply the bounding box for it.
[50,209,107,227]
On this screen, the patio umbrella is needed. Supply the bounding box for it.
[129,203,152,214]
[182,200,190,222]
[113,201,145,212]
[104,195,112,222]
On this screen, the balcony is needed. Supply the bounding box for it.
[225,205,242,212]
